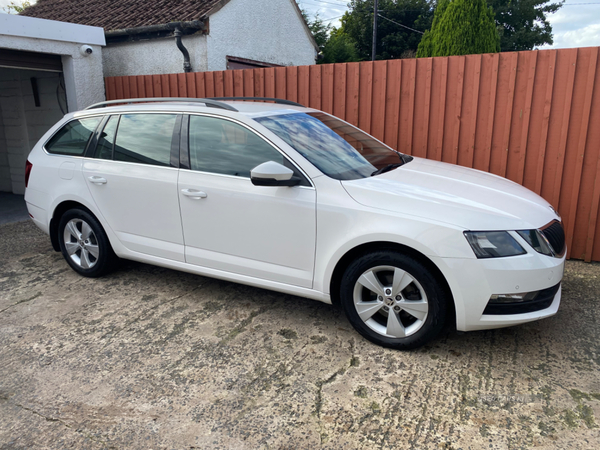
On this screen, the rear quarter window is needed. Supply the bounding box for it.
[45,117,101,156]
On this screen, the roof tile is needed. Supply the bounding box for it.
[21,0,226,31]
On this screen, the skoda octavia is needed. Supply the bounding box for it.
[24,97,565,349]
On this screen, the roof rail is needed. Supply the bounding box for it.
[210,97,305,108]
[84,97,238,112]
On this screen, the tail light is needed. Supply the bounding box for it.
[25,160,33,188]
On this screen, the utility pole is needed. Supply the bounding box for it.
[372,0,378,61]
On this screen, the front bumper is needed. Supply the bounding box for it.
[432,252,565,332]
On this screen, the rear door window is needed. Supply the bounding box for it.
[46,117,101,156]
[114,114,177,166]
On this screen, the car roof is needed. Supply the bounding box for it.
[71,99,317,120]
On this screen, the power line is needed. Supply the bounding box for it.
[377,13,424,34]
[323,14,345,21]
[298,0,348,7]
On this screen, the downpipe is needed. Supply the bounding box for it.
[174,27,192,73]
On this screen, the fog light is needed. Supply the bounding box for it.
[484,284,560,315]
[489,291,540,303]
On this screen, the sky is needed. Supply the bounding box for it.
[1,0,599,49]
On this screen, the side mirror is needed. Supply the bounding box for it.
[251,161,300,187]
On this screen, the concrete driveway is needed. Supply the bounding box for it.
[1,220,599,449]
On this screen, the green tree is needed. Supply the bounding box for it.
[416,0,450,57]
[340,0,435,61]
[321,28,361,64]
[488,0,563,51]
[2,0,33,14]
[309,14,333,55]
[417,0,500,57]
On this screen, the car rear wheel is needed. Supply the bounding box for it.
[340,251,447,349]
[58,209,116,277]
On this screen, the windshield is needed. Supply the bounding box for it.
[254,112,405,180]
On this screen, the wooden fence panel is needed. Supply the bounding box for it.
[104,47,600,262]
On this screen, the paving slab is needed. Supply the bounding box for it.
[0,220,599,449]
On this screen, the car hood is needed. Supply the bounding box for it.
[341,157,558,230]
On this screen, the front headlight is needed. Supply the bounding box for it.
[464,231,527,258]
[516,229,553,256]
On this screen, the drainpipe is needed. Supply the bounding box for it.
[105,21,205,73]
[174,27,192,73]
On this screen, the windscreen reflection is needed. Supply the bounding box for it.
[255,112,397,180]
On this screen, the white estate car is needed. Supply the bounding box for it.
[24,97,565,349]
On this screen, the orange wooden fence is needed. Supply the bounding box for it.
[105,47,600,262]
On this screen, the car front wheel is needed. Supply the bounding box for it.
[58,208,116,277]
[340,251,447,349]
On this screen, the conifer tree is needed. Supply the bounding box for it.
[416,0,450,58]
[417,0,500,57]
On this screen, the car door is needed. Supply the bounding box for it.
[178,114,316,288]
[82,113,185,262]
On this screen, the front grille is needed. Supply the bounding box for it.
[483,283,561,315]
[541,221,565,256]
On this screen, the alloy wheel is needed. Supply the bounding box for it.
[352,265,429,338]
[63,218,100,269]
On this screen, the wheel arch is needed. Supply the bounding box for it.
[328,241,456,321]
[49,201,100,252]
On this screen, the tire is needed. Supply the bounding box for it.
[340,251,447,350]
[58,208,117,278]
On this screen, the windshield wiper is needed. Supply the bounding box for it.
[370,153,413,176]
[396,151,413,164]
[371,163,403,176]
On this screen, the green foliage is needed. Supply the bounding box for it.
[297,4,332,54]
[297,1,360,64]
[320,28,361,64]
[416,0,450,57]
[340,0,435,60]
[2,0,32,14]
[488,0,564,51]
[417,0,500,57]
[308,14,333,54]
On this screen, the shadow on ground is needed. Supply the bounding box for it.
[0,221,599,449]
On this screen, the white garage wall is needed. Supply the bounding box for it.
[0,15,106,111]
[0,70,67,194]
[0,111,9,193]
[0,15,106,194]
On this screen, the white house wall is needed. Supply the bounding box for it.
[102,0,316,78]
[207,0,316,71]
[102,35,209,78]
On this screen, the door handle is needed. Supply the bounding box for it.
[88,176,107,185]
[181,189,207,199]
